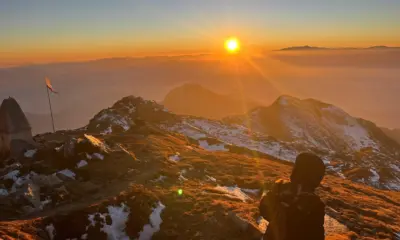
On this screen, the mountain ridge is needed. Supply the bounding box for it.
[278,45,400,51]
[163,83,261,119]
[0,94,399,239]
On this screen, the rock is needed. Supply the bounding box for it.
[31,174,63,188]
[9,139,36,159]
[2,169,20,181]
[0,188,9,196]
[56,169,76,181]
[64,137,77,158]
[24,149,37,158]
[76,134,110,154]
[228,211,249,231]
[21,182,41,209]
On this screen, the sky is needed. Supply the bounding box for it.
[1,0,400,65]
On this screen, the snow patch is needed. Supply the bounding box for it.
[206,175,216,182]
[370,168,380,183]
[0,188,9,196]
[241,188,260,195]
[97,112,131,131]
[199,140,228,152]
[101,203,130,240]
[165,119,298,161]
[55,145,64,152]
[3,170,20,181]
[57,169,76,179]
[24,149,37,158]
[390,164,400,172]
[101,126,113,135]
[86,203,130,239]
[394,232,400,240]
[179,170,188,181]
[87,214,96,229]
[40,198,52,209]
[168,152,180,162]
[46,224,56,240]
[152,175,167,182]
[214,186,250,202]
[76,160,88,168]
[139,202,166,240]
[92,153,105,160]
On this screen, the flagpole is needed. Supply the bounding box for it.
[46,84,56,132]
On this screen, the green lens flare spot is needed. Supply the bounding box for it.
[178,189,183,195]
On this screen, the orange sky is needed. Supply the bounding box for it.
[1,1,399,67]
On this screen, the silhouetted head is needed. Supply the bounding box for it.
[290,153,325,191]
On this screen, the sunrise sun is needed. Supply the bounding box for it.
[225,38,240,53]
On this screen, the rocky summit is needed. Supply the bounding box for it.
[0,95,399,240]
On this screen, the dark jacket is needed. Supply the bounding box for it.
[259,180,325,240]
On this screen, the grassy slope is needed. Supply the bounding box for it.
[0,129,399,239]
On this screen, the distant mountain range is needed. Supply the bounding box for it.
[163,84,261,119]
[278,45,400,51]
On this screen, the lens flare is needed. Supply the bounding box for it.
[178,189,183,195]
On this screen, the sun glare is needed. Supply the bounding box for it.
[225,38,240,53]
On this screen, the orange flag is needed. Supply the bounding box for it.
[45,77,58,94]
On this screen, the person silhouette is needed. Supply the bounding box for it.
[259,153,326,240]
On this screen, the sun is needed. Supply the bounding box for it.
[225,38,240,53]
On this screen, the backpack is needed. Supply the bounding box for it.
[260,180,325,240]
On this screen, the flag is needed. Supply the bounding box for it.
[45,77,58,94]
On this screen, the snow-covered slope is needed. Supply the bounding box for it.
[223,96,400,190]
[161,95,400,190]
[85,95,400,190]
[227,95,398,152]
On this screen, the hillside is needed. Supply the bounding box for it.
[224,95,400,190]
[381,127,400,145]
[0,95,399,239]
[163,84,260,119]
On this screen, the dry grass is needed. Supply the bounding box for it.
[1,131,399,239]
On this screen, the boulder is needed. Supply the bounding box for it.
[9,139,36,159]
[75,134,110,154]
